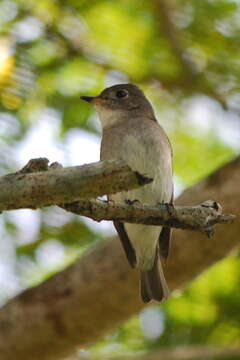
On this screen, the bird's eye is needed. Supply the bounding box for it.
[116,89,128,98]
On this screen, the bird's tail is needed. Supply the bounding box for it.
[140,247,169,303]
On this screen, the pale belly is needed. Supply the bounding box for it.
[110,134,172,270]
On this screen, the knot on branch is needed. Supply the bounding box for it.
[19,158,49,173]
[198,200,235,237]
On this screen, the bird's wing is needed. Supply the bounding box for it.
[113,221,136,268]
[158,191,174,260]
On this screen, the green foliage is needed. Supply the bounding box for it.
[172,130,234,185]
[16,216,97,257]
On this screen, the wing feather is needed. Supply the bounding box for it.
[113,221,137,268]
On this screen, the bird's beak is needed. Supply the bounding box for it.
[80,96,97,103]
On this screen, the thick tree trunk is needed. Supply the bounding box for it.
[0,156,239,360]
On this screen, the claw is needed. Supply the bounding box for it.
[158,202,175,216]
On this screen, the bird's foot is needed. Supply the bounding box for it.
[158,201,175,216]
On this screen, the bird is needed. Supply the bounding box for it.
[80,83,173,303]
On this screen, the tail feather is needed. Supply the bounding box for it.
[140,247,169,303]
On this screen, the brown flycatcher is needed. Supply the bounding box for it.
[81,84,173,302]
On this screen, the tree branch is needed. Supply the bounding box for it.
[0,158,151,210]
[0,158,234,235]
[0,156,239,360]
[62,199,234,236]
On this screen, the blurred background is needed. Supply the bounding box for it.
[0,0,239,358]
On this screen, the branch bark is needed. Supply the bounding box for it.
[0,158,151,210]
[0,156,239,360]
[62,199,234,236]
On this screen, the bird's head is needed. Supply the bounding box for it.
[80,83,155,128]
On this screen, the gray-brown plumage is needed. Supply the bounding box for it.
[81,84,173,303]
